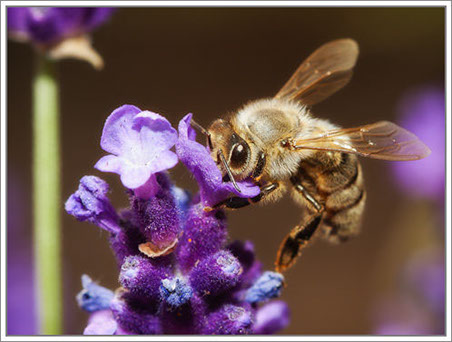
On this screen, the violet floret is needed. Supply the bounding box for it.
[95,105,178,199]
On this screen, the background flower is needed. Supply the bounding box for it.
[391,86,445,201]
[7,7,115,68]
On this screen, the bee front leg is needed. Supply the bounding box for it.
[212,182,279,210]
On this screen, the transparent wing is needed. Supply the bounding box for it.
[275,39,359,106]
[291,121,431,161]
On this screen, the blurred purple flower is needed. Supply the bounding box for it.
[391,86,445,200]
[8,7,114,45]
[67,107,289,334]
[95,105,178,199]
[7,171,36,335]
[374,249,445,335]
[7,7,115,68]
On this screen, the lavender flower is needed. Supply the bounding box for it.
[66,106,289,334]
[391,86,445,201]
[95,105,178,200]
[8,7,115,68]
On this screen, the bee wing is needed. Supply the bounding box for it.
[275,39,359,106]
[291,121,431,161]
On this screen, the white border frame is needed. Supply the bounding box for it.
[1,1,450,341]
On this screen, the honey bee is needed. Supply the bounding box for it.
[192,39,431,273]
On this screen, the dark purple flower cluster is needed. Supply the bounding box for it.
[66,105,289,335]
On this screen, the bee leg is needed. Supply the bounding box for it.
[212,182,279,210]
[275,178,324,273]
[275,212,323,273]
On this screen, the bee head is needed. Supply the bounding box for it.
[208,118,252,181]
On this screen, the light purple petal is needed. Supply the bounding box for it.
[100,105,142,156]
[254,301,290,334]
[120,164,152,190]
[133,111,178,155]
[96,105,179,193]
[176,113,260,207]
[84,310,117,335]
[94,154,123,174]
[148,150,178,174]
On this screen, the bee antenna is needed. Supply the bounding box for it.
[218,149,242,193]
[190,119,213,150]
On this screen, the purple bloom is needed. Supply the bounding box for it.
[176,113,260,208]
[7,7,114,44]
[391,86,445,200]
[7,7,114,68]
[68,107,289,334]
[95,105,178,200]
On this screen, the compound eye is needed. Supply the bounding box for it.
[230,142,249,169]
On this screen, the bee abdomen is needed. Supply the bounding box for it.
[321,158,366,243]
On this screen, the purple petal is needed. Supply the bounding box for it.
[77,275,114,312]
[8,7,115,44]
[96,105,178,193]
[7,8,29,35]
[100,105,142,156]
[254,301,290,334]
[120,164,152,190]
[176,113,260,207]
[84,310,117,335]
[25,8,86,44]
[65,175,120,234]
[81,8,116,30]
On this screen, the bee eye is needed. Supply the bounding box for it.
[230,143,249,168]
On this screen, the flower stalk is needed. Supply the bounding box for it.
[32,54,62,334]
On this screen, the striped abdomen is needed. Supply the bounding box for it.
[293,152,366,243]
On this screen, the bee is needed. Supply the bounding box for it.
[193,39,431,273]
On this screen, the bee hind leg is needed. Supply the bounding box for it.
[275,176,324,273]
[275,212,323,273]
[212,182,279,210]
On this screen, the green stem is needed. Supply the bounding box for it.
[32,54,62,334]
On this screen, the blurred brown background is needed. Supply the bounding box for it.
[8,7,445,334]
